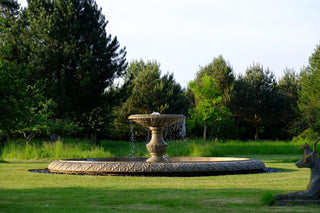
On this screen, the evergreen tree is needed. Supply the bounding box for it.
[278,68,300,137]
[195,55,234,101]
[299,43,320,133]
[1,0,127,137]
[111,60,186,140]
[0,0,19,17]
[230,64,279,140]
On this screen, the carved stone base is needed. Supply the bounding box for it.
[146,156,169,163]
[48,157,265,176]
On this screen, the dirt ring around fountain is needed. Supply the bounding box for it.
[48,157,266,176]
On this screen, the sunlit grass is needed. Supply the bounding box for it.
[0,138,318,212]
[0,156,318,212]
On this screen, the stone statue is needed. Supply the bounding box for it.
[299,143,311,155]
[275,137,320,204]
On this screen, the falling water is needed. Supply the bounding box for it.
[163,119,186,157]
[129,121,136,161]
[164,119,186,140]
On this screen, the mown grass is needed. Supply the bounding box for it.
[0,138,311,161]
[0,139,319,212]
[0,156,319,212]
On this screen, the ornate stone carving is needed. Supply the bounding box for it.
[48,157,265,176]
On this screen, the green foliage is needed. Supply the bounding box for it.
[230,64,282,140]
[0,60,58,144]
[299,43,320,133]
[278,69,300,137]
[188,74,236,140]
[292,128,319,143]
[111,60,186,140]
[195,55,234,96]
[13,86,54,144]
[0,60,28,135]
[0,0,127,138]
[0,0,20,17]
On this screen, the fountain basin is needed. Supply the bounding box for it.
[128,114,185,127]
[48,157,265,176]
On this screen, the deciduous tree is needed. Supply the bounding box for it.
[188,74,234,140]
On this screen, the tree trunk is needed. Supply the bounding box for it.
[203,123,207,141]
[254,114,259,141]
[254,123,259,141]
[22,131,34,145]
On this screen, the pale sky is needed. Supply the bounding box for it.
[19,0,320,87]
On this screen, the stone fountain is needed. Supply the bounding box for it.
[128,113,185,163]
[48,113,265,176]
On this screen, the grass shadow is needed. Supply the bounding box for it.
[272,167,298,173]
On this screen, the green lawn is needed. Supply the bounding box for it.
[1,155,319,212]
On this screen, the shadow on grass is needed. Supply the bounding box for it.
[1,187,318,213]
[0,160,8,163]
[29,167,283,177]
[272,167,297,173]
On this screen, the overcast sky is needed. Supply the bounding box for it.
[19,0,320,87]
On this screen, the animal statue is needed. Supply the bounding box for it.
[275,137,320,201]
[299,143,312,155]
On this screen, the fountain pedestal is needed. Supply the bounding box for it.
[146,127,168,162]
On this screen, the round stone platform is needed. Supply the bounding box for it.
[48,157,265,176]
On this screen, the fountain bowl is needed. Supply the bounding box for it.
[128,114,185,128]
[48,157,265,176]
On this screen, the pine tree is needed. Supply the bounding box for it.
[195,55,234,98]
[278,69,300,137]
[24,0,126,115]
[299,43,320,133]
[1,0,127,137]
[230,64,280,140]
[0,0,19,17]
[111,60,186,140]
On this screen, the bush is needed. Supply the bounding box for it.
[292,128,319,143]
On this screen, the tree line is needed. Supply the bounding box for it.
[0,0,320,144]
